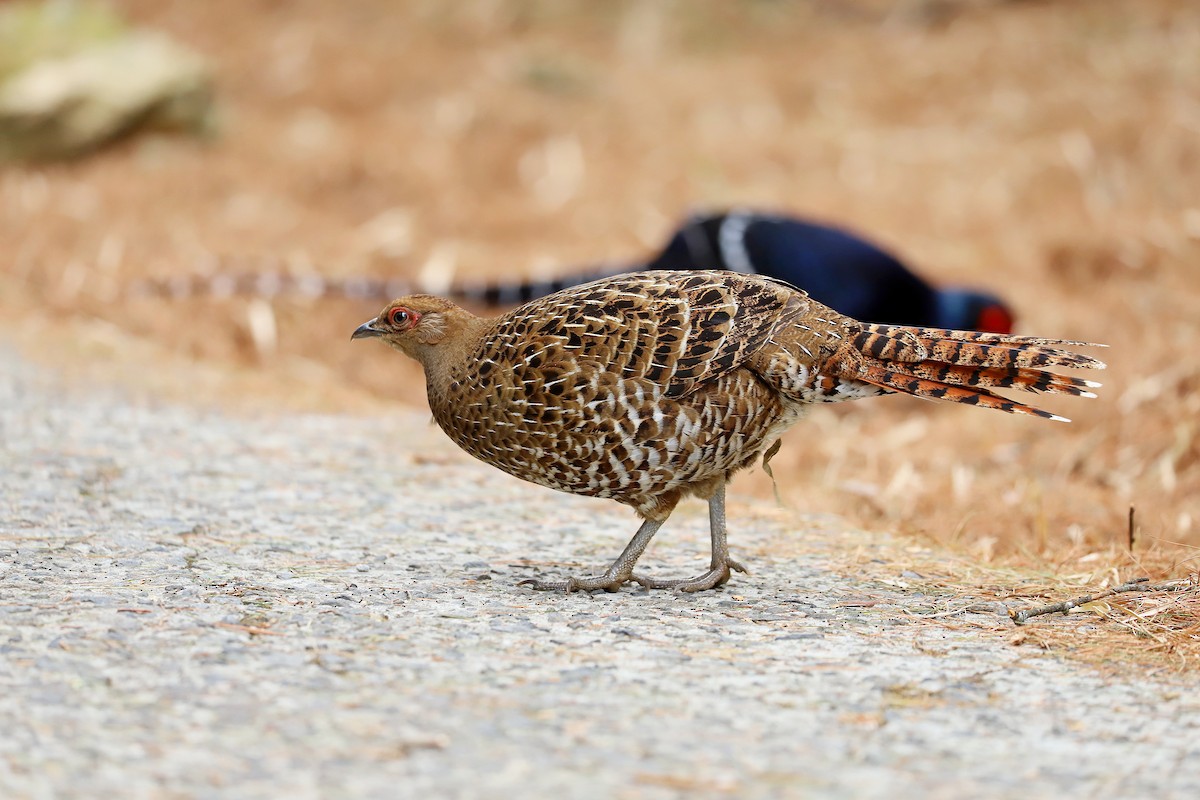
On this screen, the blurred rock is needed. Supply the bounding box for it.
[0,0,127,80]
[0,4,214,161]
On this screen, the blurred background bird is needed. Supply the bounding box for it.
[131,209,1015,333]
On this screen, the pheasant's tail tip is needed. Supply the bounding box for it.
[1079,391,1098,399]
[1048,414,1072,423]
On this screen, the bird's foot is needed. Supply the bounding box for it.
[632,557,749,593]
[518,568,635,593]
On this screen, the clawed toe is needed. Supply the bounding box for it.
[632,563,743,593]
[518,573,633,593]
[521,556,749,594]
[517,577,569,592]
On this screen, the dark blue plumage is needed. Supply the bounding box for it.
[644,210,1014,333]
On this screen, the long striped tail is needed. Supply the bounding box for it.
[126,262,634,305]
[845,323,1107,422]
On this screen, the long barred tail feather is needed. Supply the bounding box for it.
[128,271,415,301]
[888,362,1100,397]
[462,264,629,305]
[856,323,1107,370]
[846,323,1107,422]
[863,322,1107,347]
[127,263,633,305]
[854,363,1075,421]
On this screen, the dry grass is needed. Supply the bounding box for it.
[2,1,1198,665]
[860,541,1200,673]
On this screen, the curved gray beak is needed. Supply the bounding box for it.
[351,319,383,340]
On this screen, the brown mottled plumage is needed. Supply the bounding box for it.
[353,270,1105,593]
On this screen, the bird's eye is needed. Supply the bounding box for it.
[389,308,411,327]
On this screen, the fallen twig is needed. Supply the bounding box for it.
[1009,578,1190,625]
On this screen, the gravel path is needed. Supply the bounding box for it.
[2,345,1197,799]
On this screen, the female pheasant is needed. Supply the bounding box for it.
[352,270,1104,593]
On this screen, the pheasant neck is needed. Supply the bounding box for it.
[414,314,493,403]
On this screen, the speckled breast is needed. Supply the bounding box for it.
[426,271,812,513]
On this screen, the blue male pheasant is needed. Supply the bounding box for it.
[136,210,1014,333]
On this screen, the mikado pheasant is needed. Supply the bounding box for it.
[353,270,1104,593]
[134,210,1014,333]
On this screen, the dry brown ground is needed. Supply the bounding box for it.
[2,1,1198,662]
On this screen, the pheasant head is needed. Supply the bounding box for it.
[351,295,484,368]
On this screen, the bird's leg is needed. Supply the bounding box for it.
[633,483,747,593]
[519,516,665,593]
